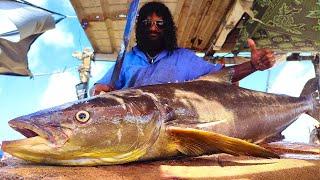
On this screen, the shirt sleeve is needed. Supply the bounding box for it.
[183,50,223,80]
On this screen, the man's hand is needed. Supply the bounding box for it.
[91,84,115,96]
[248,39,276,71]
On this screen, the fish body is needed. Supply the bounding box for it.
[2,76,319,165]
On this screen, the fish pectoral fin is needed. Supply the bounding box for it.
[167,127,279,159]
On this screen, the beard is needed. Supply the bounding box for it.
[136,30,165,53]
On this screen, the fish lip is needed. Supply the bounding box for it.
[9,119,50,139]
[8,118,68,146]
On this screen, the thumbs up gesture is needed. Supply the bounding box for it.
[248,39,276,71]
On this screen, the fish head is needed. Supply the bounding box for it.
[2,92,163,165]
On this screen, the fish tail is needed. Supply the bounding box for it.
[300,78,320,121]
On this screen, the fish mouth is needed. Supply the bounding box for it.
[8,119,50,140]
[3,118,69,149]
[1,118,70,163]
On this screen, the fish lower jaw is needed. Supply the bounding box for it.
[1,146,142,166]
[1,136,55,159]
[55,149,150,166]
[1,137,148,166]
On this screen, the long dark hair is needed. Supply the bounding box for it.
[135,1,178,53]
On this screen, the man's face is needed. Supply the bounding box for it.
[142,12,165,41]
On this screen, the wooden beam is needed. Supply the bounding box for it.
[189,0,213,49]
[176,0,192,46]
[173,0,186,23]
[196,0,233,51]
[179,0,203,47]
[184,0,209,48]
[212,0,251,51]
[94,53,118,61]
[204,0,235,55]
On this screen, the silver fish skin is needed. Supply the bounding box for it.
[1,76,319,165]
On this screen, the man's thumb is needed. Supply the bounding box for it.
[247,39,257,52]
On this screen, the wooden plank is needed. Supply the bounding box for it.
[185,0,210,48]
[176,0,193,46]
[196,0,224,51]
[79,0,101,7]
[1,154,320,179]
[188,0,213,50]
[212,0,250,51]
[173,0,185,23]
[91,30,110,39]
[83,7,104,16]
[95,45,113,53]
[162,2,177,14]
[106,4,129,16]
[99,0,116,54]
[107,0,129,5]
[95,39,111,47]
[110,20,126,31]
[179,0,202,47]
[105,19,117,52]
[87,21,108,30]
[202,0,234,53]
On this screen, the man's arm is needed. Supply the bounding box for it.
[228,39,276,83]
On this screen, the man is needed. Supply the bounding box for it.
[92,1,275,95]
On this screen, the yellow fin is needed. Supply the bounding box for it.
[167,127,279,159]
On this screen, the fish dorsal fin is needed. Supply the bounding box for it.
[167,127,279,159]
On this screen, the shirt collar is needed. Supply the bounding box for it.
[132,46,169,63]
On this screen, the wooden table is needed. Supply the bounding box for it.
[1,142,319,180]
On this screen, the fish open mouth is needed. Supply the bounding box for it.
[15,128,39,138]
[1,119,51,157]
[4,118,68,147]
[1,117,73,164]
[8,119,50,140]
[1,119,70,159]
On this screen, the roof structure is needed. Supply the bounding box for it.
[70,0,320,61]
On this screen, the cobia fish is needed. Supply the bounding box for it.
[1,74,319,166]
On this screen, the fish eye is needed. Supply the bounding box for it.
[75,110,90,123]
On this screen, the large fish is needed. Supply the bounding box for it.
[1,74,319,166]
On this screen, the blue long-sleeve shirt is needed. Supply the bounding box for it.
[97,46,223,89]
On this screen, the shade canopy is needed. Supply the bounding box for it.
[0,0,57,76]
